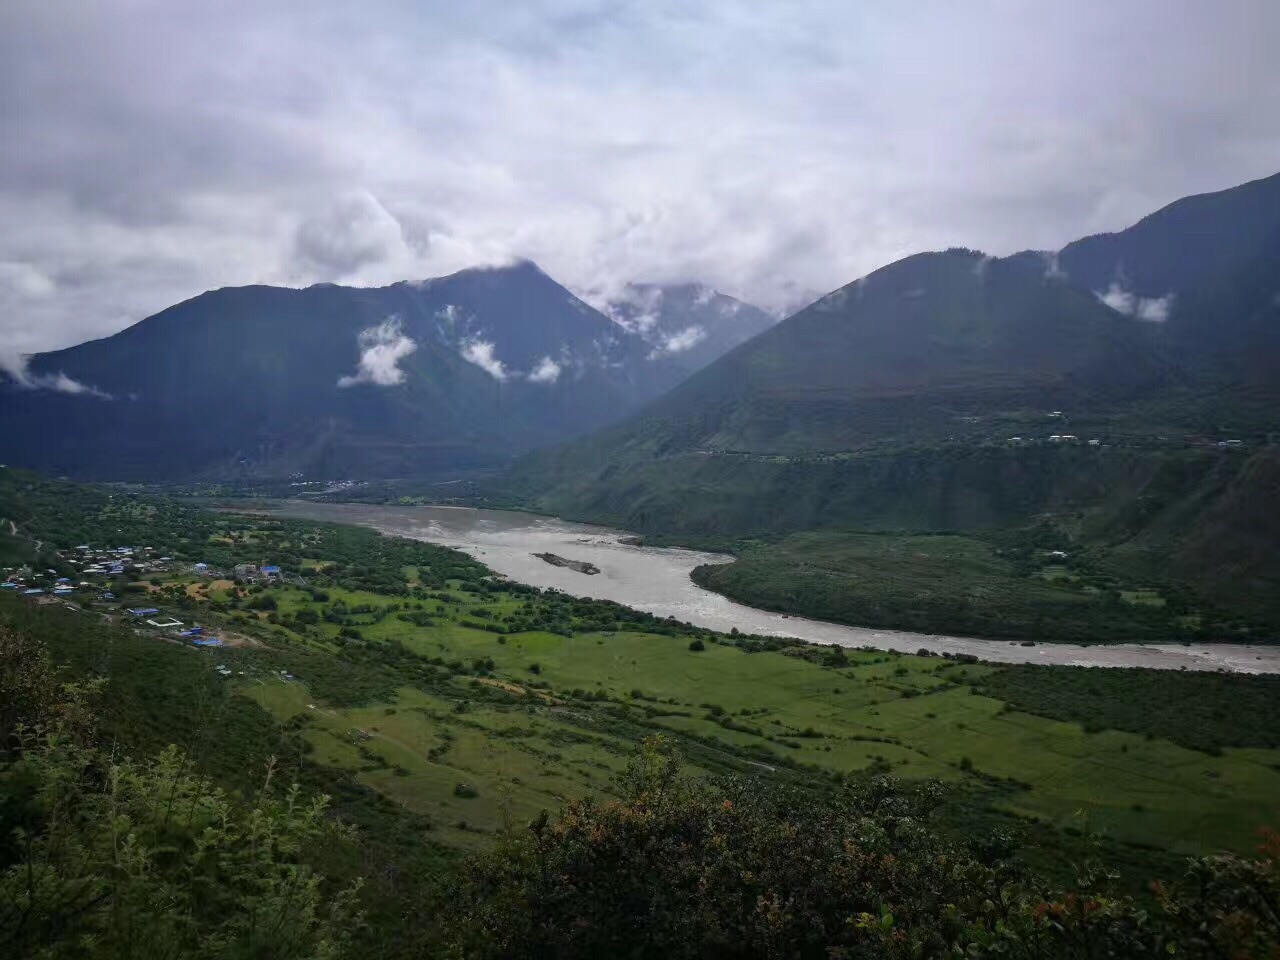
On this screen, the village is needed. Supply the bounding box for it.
[1,541,286,656]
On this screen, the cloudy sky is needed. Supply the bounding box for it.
[3,0,1279,356]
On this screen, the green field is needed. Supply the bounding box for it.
[4,467,1279,908]
[233,602,1280,859]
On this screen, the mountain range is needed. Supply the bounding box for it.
[517,172,1280,623]
[0,262,770,480]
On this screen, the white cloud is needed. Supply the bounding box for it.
[1135,294,1173,322]
[295,191,413,280]
[1098,282,1137,315]
[337,316,417,386]
[527,355,561,384]
[1098,283,1174,321]
[649,325,706,358]
[2,1,1279,352]
[1042,251,1065,279]
[460,338,508,380]
[0,261,56,298]
[0,353,111,397]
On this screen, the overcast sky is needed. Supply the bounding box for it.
[3,0,1279,355]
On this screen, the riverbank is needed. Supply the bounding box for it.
[253,500,1280,674]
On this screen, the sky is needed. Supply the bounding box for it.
[3,0,1279,356]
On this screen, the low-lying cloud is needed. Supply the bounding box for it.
[337,316,417,387]
[649,325,706,358]
[0,353,111,398]
[1098,283,1174,322]
[527,356,561,384]
[460,339,508,381]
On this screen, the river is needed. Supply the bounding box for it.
[260,500,1280,674]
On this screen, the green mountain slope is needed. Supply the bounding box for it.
[515,175,1280,634]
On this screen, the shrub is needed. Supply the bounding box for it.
[444,737,1280,959]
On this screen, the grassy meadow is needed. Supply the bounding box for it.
[1,474,1276,893]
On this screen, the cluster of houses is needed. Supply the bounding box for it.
[233,562,282,582]
[1,544,175,600]
[1005,435,1099,445]
[1,542,247,650]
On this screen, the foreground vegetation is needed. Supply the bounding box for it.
[5,637,1279,958]
[3,466,1279,955]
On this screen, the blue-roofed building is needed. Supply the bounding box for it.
[23,588,44,595]
[262,565,281,576]
[126,607,160,617]
[1,582,17,589]
[54,588,74,595]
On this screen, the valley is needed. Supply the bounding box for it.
[4,472,1278,869]
[7,5,1280,955]
[258,497,1280,670]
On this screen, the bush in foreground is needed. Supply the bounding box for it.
[0,626,362,959]
[444,737,1279,959]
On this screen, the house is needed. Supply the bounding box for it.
[126,607,160,617]
[0,582,17,590]
[146,617,183,629]
[193,562,210,574]
[261,565,281,577]
[23,588,44,595]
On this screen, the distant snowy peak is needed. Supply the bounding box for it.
[600,282,776,370]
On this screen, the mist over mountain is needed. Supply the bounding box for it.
[517,172,1280,620]
[601,283,776,374]
[0,262,705,479]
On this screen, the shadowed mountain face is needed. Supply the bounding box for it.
[624,250,1175,455]
[601,283,776,375]
[527,172,1280,476]
[0,262,702,480]
[516,173,1280,619]
[1051,171,1280,397]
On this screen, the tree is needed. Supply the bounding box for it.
[443,737,1279,959]
[0,627,364,958]
[688,638,705,652]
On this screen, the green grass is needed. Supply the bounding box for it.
[5,480,1279,890]
[237,595,1280,859]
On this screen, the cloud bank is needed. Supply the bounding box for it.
[2,1,1279,353]
[337,317,417,386]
